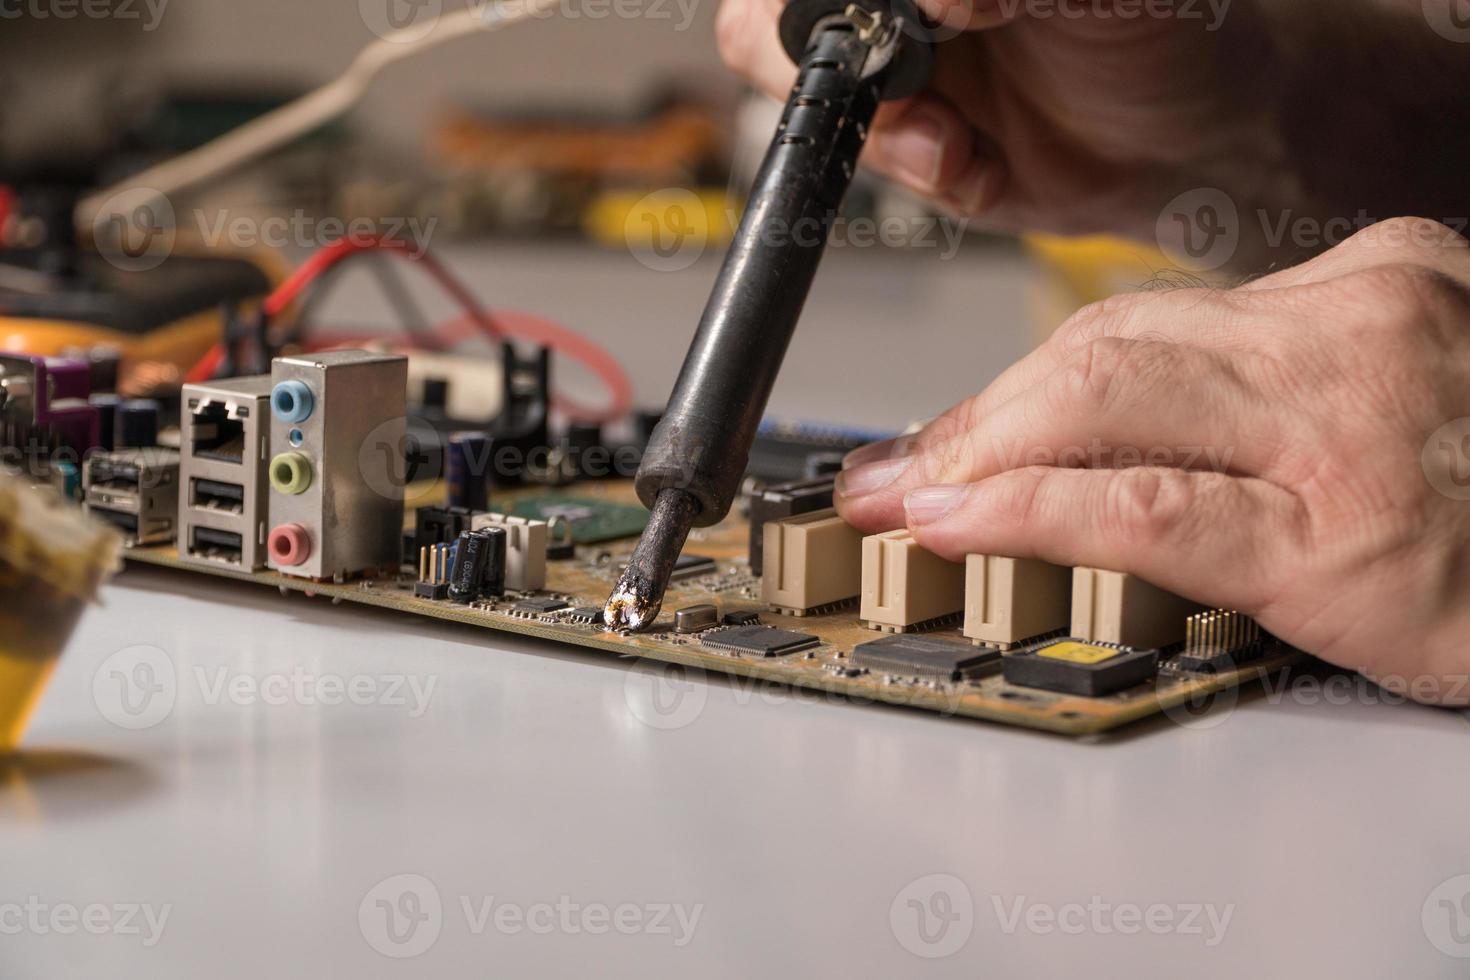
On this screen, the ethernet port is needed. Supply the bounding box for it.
[191,401,244,463]
[189,526,242,565]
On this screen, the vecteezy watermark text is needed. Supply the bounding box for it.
[0,0,169,30]
[357,874,702,958]
[0,898,171,948]
[93,645,438,730]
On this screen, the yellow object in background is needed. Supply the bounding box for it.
[1024,234,1188,344]
[0,477,120,751]
[583,187,741,255]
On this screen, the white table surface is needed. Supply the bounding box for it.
[3,562,1469,979]
[5,244,1470,977]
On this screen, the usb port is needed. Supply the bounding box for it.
[189,526,243,564]
[191,478,245,514]
[87,458,142,491]
[90,508,139,535]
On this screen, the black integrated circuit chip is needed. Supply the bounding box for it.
[722,610,761,627]
[512,597,570,615]
[851,635,1000,682]
[702,625,819,657]
[670,554,717,580]
[1002,639,1160,697]
[565,606,604,625]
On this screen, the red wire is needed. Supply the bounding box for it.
[261,234,501,346]
[188,233,633,423]
[0,186,14,246]
[309,308,634,424]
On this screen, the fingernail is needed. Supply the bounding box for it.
[951,163,1002,217]
[843,439,897,470]
[904,485,967,526]
[844,431,932,470]
[835,456,912,498]
[884,111,945,192]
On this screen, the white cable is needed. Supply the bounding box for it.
[77,1,558,231]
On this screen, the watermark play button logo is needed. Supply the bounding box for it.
[359,874,444,958]
[359,0,443,41]
[92,644,177,730]
[889,873,973,959]
[1424,0,1470,42]
[1156,188,1241,272]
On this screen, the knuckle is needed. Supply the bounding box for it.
[1055,336,1136,416]
[1342,216,1468,258]
[1335,263,1470,336]
[1105,469,1197,545]
[1056,292,1141,347]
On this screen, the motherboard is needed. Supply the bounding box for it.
[120,476,1299,737]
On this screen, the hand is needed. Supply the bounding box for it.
[834,218,1470,705]
[715,0,1285,243]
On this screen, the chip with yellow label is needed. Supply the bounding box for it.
[1035,641,1121,666]
[1003,637,1161,697]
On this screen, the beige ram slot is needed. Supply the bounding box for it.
[859,530,965,632]
[761,508,862,615]
[962,555,1072,648]
[1070,567,1207,649]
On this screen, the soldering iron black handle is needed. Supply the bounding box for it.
[634,0,933,523]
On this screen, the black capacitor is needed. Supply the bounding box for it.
[565,422,602,479]
[89,393,121,452]
[446,432,491,511]
[422,377,450,411]
[115,398,160,449]
[447,529,492,603]
[85,348,122,394]
[480,525,508,598]
[633,410,662,448]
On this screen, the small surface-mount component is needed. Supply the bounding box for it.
[83,447,180,545]
[566,606,605,626]
[670,553,717,581]
[702,625,820,657]
[1004,639,1161,697]
[963,555,1071,648]
[860,530,965,632]
[761,507,862,615]
[471,512,548,591]
[851,634,1000,682]
[1175,610,1266,672]
[747,477,834,575]
[1071,568,1207,650]
[723,610,760,626]
[674,603,720,633]
[512,597,570,616]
